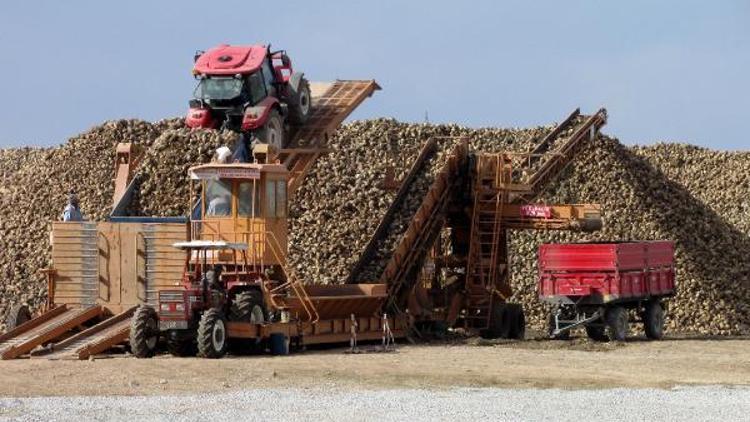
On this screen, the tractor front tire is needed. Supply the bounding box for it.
[644,301,665,340]
[130,305,159,358]
[257,110,285,150]
[288,78,311,125]
[4,304,31,331]
[605,306,629,341]
[197,309,229,359]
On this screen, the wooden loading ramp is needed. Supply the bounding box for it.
[279,79,381,194]
[34,307,136,360]
[0,305,104,360]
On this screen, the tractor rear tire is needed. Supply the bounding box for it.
[197,309,229,359]
[585,325,609,342]
[257,110,285,150]
[605,306,629,341]
[229,290,266,323]
[644,301,665,340]
[548,313,570,340]
[4,304,31,331]
[288,78,311,125]
[507,304,526,340]
[166,332,197,357]
[130,305,159,358]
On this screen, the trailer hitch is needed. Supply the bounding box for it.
[551,310,602,338]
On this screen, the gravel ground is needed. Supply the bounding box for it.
[1,386,748,421]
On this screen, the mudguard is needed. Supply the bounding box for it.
[288,72,305,92]
[241,96,280,130]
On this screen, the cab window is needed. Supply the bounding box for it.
[238,181,260,217]
[205,180,232,217]
[247,72,266,104]
[264,180,287,218]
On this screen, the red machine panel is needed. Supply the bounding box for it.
[538,241,676,303]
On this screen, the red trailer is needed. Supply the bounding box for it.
[538,241,675,341]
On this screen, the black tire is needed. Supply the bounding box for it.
[484,302,511,339]
[130,305,159,358]
[585,325,609,342]
[644,301,665,340]
[166,332,197,357]
[288,78,311,125]
[507,304,526,340]
[256,110,285,149]
[605,306,629,341]
[4,304,31,331]
[229,290,266,323]
[548,313,570,340]
[197,309,229,359]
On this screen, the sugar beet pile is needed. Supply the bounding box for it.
[1,119,749,335]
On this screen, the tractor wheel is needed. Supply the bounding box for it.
[4,304,31,331]
[256,110,285,149]
[288,78,311,126]
[197,309,229,359]
[507,304,526,340]
[484,302,511,339]
[229,290,266,323]
[130,305,159,358]
[605,306,629,341]
[166,332,197,357]
[644,301,665,340]
[548,313,571,340]
[585,325,609,342]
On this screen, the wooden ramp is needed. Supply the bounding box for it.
[280,80,381,194]
[0,305,103,359]
[35,307,136,360]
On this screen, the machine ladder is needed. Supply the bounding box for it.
[464,155,512,330]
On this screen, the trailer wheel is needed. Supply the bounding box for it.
[605,306,629,341]
[4,304,31,331]
[508,304,526,340]
[548,313,570,340]
[130,305,159,358]
[644,301,665,340]
[197,309,229,359]
[585,325,608,342]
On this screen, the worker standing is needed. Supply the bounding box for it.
[61,192,83,222]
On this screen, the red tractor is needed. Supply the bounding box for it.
[186,44,311,149]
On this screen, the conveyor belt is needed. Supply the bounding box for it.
[281,80,381,194]
[0,305,103,359]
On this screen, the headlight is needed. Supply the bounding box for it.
[175,303,185,312]
[160,303,170,312]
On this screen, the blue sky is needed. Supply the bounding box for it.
[0,1,747,149]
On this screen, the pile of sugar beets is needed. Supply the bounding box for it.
[0,117,748,335]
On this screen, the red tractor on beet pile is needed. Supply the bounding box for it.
[186,44,311,149]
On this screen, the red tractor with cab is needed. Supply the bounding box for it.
[186,44,311,149]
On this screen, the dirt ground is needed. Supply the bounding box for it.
[1,334,748,397]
